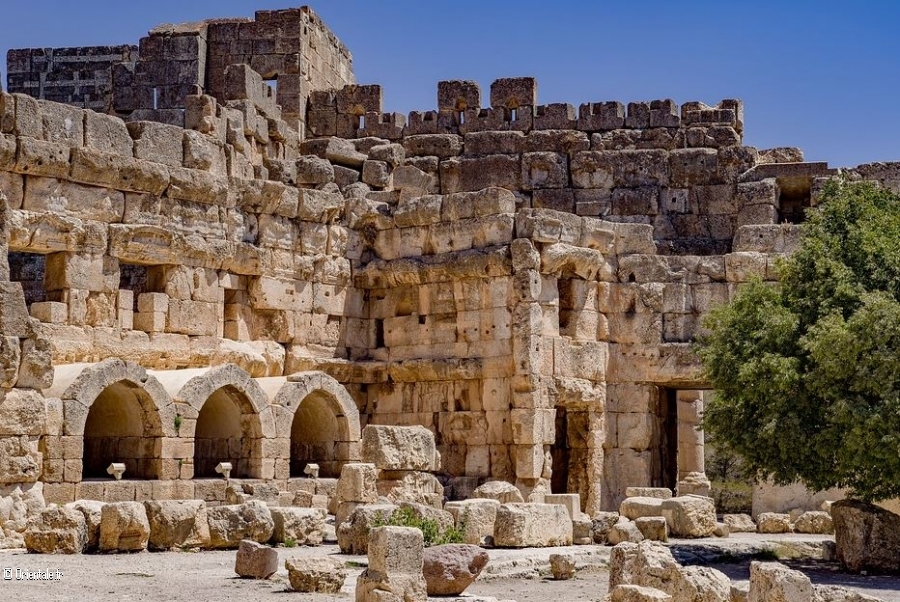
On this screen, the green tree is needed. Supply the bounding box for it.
[698,180,900,502]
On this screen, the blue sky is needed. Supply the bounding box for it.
[1,1,898,168]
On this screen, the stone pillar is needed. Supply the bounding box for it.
[355,526,426,602]
[676,390,710,497]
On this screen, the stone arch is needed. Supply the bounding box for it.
[175,364,273,479]
[54,359,175,480]
[274,371,361,478]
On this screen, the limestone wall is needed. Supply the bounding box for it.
[5,23,900,513]
[6,6,353,134]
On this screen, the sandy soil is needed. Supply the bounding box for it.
[2,542,899,602]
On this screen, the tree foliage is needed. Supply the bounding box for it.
[698,180,900,502]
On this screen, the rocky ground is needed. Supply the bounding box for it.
[1,536,899,602]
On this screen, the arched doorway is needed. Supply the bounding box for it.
[52,359,176,483]
[274,371,361,479]
[83,381,162,479]
[193,385,252,478]
[173,364,272,480]
[290,390,341,477]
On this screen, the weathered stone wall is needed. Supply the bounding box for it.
[4,7,900,513]
[7,6,353,134]
[6,46,139,112]
[0,77,855,512]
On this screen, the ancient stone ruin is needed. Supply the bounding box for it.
[1,6,899,551]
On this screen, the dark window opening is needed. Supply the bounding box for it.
[551,407,570,493]
[777,177,813,224]
[374,319,385,348]
[118,263,151,312]
[8,252,47,306]
[651,387,679,491]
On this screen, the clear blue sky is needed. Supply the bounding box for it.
[1,1,898,168]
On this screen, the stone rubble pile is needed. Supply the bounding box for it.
[608,541,882,602]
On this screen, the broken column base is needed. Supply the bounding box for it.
[676,472,711,497]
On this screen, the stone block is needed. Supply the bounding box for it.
[206,501,274,549]
[234,539,278,579]
[287,555,347,593]
[38,100,84,147]
[337,84,383,115]
[608,520,644,545]
[296,155,334,185]
[444,498,500,546]
[620,497,665,521]
[748,562,813,602]
[522,152,567,190]
[15,137,70,178]
[144,499,210,550]
[592,511,621,544]
[361,425,438,471]
[793,511,833,535]
[65,499,103,551]
[2,93,42,138]
[723,513,756,533]
[490,77,537,109]
[362,160,391,188]
[634,516,668,542]
[756,512,791,534]
[660,496,716,538]
[24,506,86,554]
[99,501,150,552]
[533,104,578,130]
[84,111,133,157]
[438,80,481,112]
[270,507,325,545]
[493,503,573,547]
[336,503,397,555]
[423,544,489,595]
[625,487,672,500]
[609,585,672,602]
[127,121,184,167]
[403,134,462,159]
[336,462,378,504]
[544,493,582,519]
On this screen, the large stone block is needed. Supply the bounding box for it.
[444,498,500,546]
[337,503,397,555]
[609,585,672,602]
[65,499,103,551]
[270,507,325,545]
[620,497,665,521]
[748,562,812,602]
[490,77,537,109]
[356,526,427,602]
[206,501,274,549]
[423,543,489,595]
[832,499,900,573]
[0,436,42,484]
[493,503,572,547]
[127,121,184,167]
[0,282,30,337]
[287,555,347,593]
[99,501,150,552]
[144,499,210,550]
[757,512,791,534]
[661,496,716,538]
[235,539,278,579]
[24,506,86,554]
[361,425,439,471]
[793,510,833,535]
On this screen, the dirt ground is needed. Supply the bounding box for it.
[2,543,900,602]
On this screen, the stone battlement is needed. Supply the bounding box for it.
[308,78,744,143]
